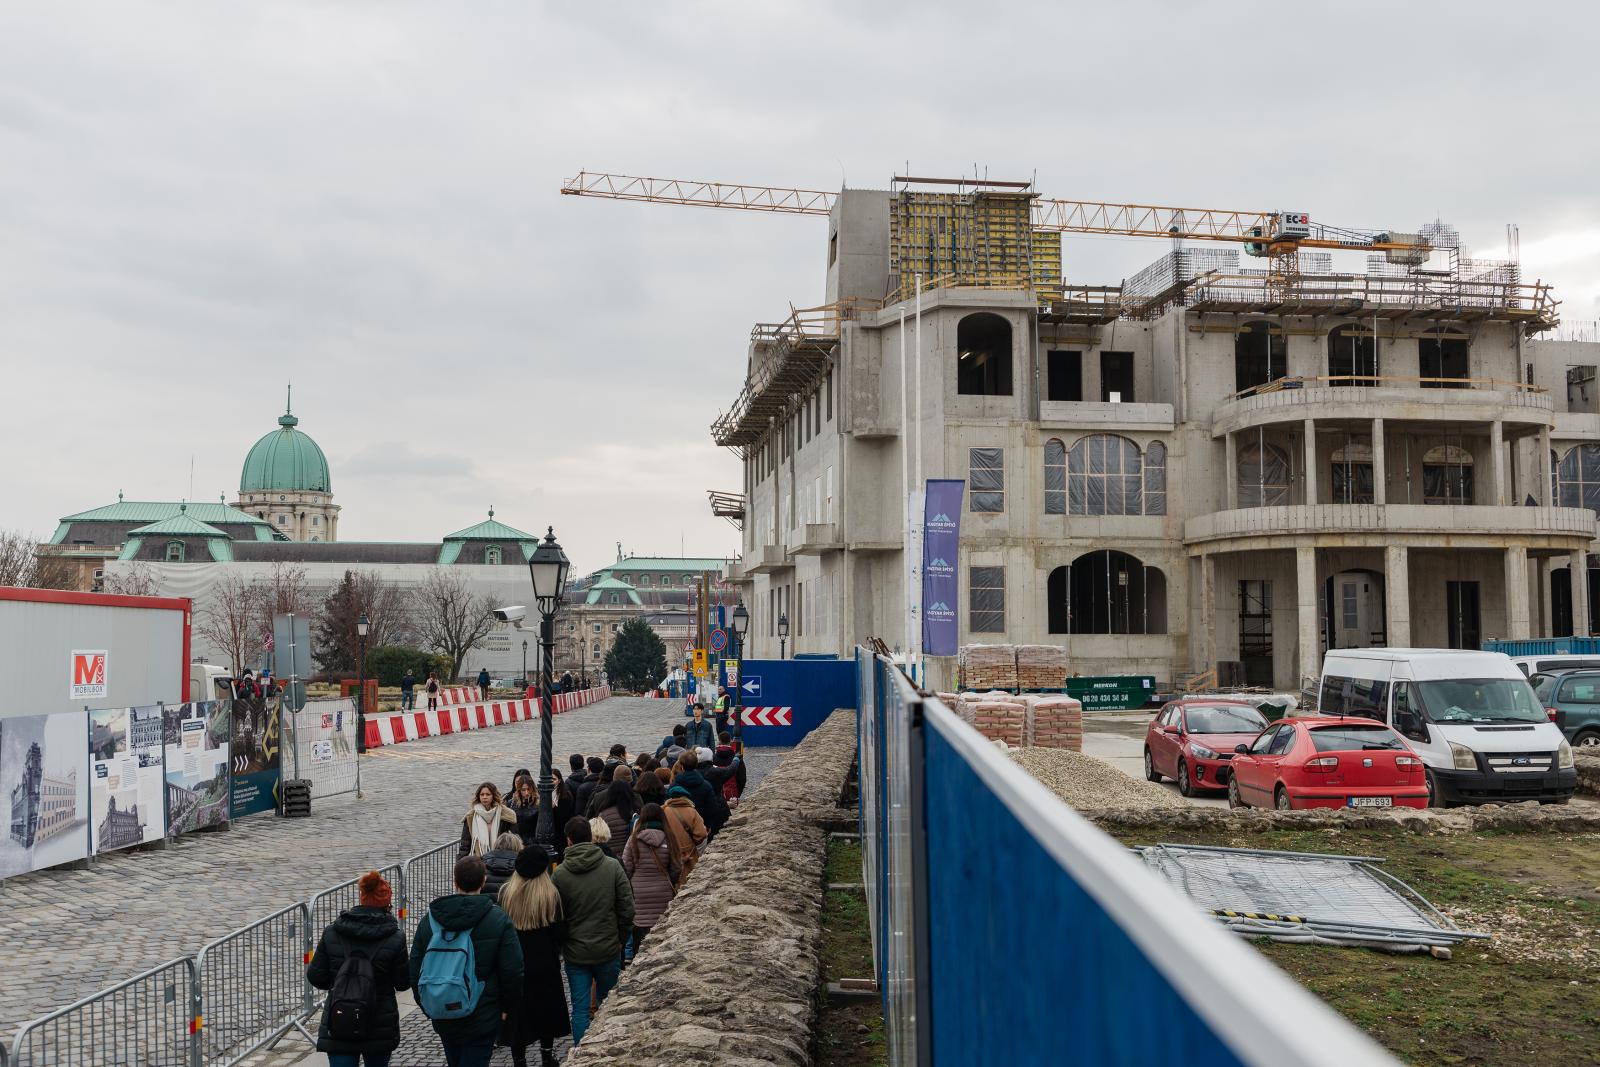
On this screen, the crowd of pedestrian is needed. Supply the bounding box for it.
[306,731,746,1066]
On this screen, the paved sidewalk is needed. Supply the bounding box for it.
[0,696,681,1044]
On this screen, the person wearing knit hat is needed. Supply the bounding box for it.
[497,847,569,1067]
[661,785,707,887]
[306,871,410,1063]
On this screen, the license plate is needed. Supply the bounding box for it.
[1348,796,1392,808]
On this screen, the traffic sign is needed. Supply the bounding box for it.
[692,648,708,673]
[724,659,739,686]
[709,628,728,653]
[740,675,762,699]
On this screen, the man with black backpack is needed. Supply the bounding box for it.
[306,871,410,1067]
[408,855,524,1067]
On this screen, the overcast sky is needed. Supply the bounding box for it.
[4,2,1597,576]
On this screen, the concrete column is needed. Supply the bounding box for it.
[1225,432,1238,509]
[1491,419,1505,506]
[1572,550,1591,638]
[1540,426,1553,504]
[1200,554,1217,669]
[1303,419,1319,505]
[1505,545,1531,640]
[1296,546,1320,686]
[1371,418,1386,506]
[1540,558,1553,636]
[1384,544,1410,647]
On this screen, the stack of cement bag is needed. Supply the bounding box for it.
[1015,645,1067,690]
[945,691,1083,752]
[960,644,1018,690]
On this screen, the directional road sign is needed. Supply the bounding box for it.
[740,675,762,699]
[709,628,728,653]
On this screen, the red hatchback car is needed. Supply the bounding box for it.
[1228,717,1429,811]
[1143,699,1270,797]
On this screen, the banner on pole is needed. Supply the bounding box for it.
[922,479,965,656]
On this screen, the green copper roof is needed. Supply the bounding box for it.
[54,499,273,542]
[586,575,643,606]
[602,556,729,573]
[239,390,331,493]
[442,508,535,542]
[126,509,231,538]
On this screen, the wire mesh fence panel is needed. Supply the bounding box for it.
[9,957,200,1067]
[195,904,312,1066]
[401,842,458,943]
[286,698,360,799]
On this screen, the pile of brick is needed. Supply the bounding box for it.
[972,698,1028,746]
[961,644,1018,690]
[1015,645,1067,690]
[1028,696,1084,752]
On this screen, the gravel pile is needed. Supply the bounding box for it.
[1009,745,1184,811]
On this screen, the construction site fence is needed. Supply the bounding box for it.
[284,697,361,800]
[854,647,1398,1067]
[7,842,453,1067]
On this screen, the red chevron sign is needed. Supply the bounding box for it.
[739,706,792,727]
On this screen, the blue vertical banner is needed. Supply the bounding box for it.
[922,479,964,656]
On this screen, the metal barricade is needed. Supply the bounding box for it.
[287,698,360,800]
[194,903,313,1065]
[9,957,201,1067]
[401,841,459,942]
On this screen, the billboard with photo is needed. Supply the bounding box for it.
[0,711,90,879]
[229,689,281,818]
[164,701,230,837]
[89,704,165,853]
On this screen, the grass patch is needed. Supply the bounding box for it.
[1108,824,1600,1066]
[817,838,885,1067]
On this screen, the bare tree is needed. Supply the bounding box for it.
[102,562,162,597]
[413,568,498,681]
[197,572,264,675]
[0,529,78,590]
[313,569,412,675]
[257,562,312,636]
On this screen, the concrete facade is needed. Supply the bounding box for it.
[723,193,1600,691]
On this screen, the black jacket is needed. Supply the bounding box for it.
[673,769,729,838]
[306,906,410,1054]
[482,848,519,902]
[408,893,523,1042]
[705,758,744,800]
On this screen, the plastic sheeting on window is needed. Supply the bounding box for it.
[1239,443,1290,508]
[1145,441,1167,516]
[1331,463,1374,504]
[1559,444,1600,515]
[969,447,1004,512]
[969,565,1005,633]
[1067,434,1144,516]
[1044,439,1066,515]
[1422,465,1473,505]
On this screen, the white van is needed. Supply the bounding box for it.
[1319,649,1576,806]
[1507,653,1600,678]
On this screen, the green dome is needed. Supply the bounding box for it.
[239,394,331,493]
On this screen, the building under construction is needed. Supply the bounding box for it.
[567,171,1600,690]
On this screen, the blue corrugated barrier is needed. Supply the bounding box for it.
[1482,637,1600,656]
[728,657,856,747]
[854,648,1396,1066]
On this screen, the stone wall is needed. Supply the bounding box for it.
[1085,801,1600,836]
[566,710,859,1066]
[1576,750,1600,796]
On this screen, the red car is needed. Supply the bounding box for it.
[1143,699,1270,797]
[1228,717,1429,811]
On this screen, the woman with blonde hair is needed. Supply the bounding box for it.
[458,781,517,858]
[497,847,570,1067]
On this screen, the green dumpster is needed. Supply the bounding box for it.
[1063,675,1156,710]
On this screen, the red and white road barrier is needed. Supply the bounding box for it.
[364,685,612,749]
[737,706,793,727]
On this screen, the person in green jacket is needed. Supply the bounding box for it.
[551,816,635,1044]
[408,855,524,1067]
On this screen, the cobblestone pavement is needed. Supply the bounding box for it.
[0,696,716,1045]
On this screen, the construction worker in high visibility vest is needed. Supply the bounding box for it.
[714,685,730,738]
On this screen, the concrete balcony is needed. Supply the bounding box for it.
[792,523,843,555]
[1184,503,1596,553]
[745,543,794,575]
[1040,400,1175,432]
[1211,380,1553,438]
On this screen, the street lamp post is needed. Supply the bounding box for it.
[778,611,790,660]
[527,527,571,855]
[355,613,370,754]
[730,601,749,754]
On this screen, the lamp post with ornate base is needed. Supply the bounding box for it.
[355,613,370,754]
[778,611,789,660]
[527,527,571,855]
[730,601,749,754]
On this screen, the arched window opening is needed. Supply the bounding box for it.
[956,313,1013,396]
[484,545,502,565]
[1423,445,1474,505]
[1048,552,1167,634]
[1067,434,1143,516]
[165,540,185,562]
[1418,331,1470,388]
[1559,444,1600,514]
[1044,438,1066,515]
[1331,441,1374,504]
[1239,442,1291,507]
[1235,321,1286,393]
[1328,325,1378,386]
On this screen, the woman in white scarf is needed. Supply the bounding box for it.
[458,781,518,858]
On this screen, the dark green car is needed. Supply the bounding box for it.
[1529,669,1600,750]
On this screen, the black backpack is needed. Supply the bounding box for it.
[325,947,377,1042]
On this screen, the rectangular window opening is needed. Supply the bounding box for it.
[1047,350,1083,402]
[1100,351,1134,402]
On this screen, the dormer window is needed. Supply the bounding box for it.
[165,540,185,562]
[484,545,502,565]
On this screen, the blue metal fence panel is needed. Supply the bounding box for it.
[736,657,858,746]
[1483,637,1600,656]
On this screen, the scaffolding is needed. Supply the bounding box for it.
[710,302,859,453]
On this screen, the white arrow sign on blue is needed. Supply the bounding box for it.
[741,676,761,698]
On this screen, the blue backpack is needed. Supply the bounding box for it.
[416,920,484,1020]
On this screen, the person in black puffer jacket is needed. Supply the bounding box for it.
[671,751,729,840]
[483,832,523,902]
[306,871,410,1063]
